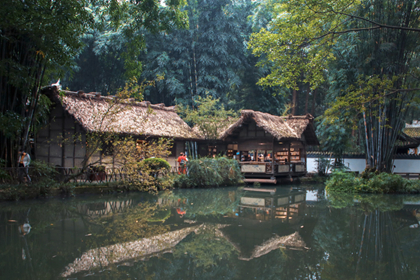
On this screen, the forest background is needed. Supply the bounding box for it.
[2,0,420,172]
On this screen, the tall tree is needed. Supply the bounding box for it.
[0,0,93,166]
[249,0,420,171]
[140,0,252,106]
[0,0,188,166]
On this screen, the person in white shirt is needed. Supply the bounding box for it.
[18,150,31,183]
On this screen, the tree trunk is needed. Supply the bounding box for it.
[292,89,297,115]
[311,89,317,116]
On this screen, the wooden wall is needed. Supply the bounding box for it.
[35,103,87,168]
[36,105,185,169]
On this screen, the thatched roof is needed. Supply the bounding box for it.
[41,86,200,140]
[403,127,420,138]
[219,110,319,145]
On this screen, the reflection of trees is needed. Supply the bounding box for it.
[165,188,243,218]
[174,224,237,268]
[0,193,164,280]
[327,192,404,212]
[315,197,417,280]
[92,201,170,246]
[353,210,409,279]
[3,188,420,280]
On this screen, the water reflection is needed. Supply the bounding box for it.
[0,186,420,279]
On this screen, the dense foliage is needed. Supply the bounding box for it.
[326,169,420,194]
[5,0,420,176]
[249,0,420,171]
[178,95,238,143]
[0,0,188,167]
[141,158,171,172]
[173,157,243,188]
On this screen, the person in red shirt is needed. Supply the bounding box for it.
[177,152,188,174]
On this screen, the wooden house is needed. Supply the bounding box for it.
[35,86,201,168]
[217,110,319,184]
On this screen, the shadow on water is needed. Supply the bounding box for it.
[1,185,420,279]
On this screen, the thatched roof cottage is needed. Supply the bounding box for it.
[207,110,319,183]
[35,86,200,168]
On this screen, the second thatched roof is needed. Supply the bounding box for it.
[219,110,319,145]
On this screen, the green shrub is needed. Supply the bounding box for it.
[141,158,171,172]
[325,169,359,193]
[30,160,58,179]
[173,157,243,188]
[326,168,420,194]
[0,159,11,182]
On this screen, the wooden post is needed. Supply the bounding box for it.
[288,142,291,173]
[62,108,65,167]
[272,137,275,175]
[47,110,51,164]
[304,141,307,172]
[73,122,76,168]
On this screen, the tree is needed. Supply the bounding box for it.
[0,0,188,167]
[0,0,94,166]
[140,0,252,107]
[249,0,420,171]
[178,95,238,143]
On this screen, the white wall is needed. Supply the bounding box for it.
[393,159,420,173]
[308,157,420,173]
[342,158,367,173]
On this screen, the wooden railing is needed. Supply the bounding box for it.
[1,166,179,184]
[239,162,306,174]
[394,173,420,180]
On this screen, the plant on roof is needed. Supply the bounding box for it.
[178,95,238,144]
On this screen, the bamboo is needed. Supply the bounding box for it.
[362,108,371,167]
[292,89,297,115]
[311,89,317,116]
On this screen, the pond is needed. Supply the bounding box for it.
[1,184,420,279]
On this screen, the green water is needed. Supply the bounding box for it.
[1,185,420,279]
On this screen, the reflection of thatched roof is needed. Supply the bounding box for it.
[61,226,198,277]
[219,110,319,145]
[42,86,200,140]
[238,231,307,261]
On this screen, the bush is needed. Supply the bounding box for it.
[173,157,243,188]
[325,169,359,193]
[0,159,11,182]
[141,158,171,172]
[326,168,420,194]
[30,160,58,180]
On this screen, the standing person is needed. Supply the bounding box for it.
[177,152,188,174]
[18,150,31,183]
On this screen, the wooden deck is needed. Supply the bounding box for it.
[243,178,277,184]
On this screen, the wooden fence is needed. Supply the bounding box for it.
[2,166,180,184]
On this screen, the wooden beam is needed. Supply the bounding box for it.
[243,179,277,185]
